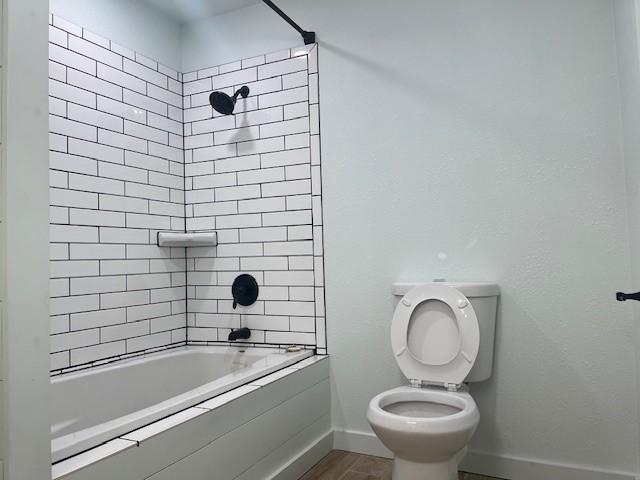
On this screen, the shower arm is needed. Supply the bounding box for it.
[262,0,316,45]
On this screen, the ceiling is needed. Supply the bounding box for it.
[140,0,262,23]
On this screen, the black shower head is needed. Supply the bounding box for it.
[209,86,250,115]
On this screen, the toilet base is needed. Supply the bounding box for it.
[392,450,463,480]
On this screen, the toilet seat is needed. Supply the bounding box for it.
[368,386,479,436]
[391,284,480,387]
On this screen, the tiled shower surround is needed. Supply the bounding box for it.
[48,15,325,372]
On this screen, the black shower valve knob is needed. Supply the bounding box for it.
[231,274,259,309]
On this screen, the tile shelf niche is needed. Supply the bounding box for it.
[157,231,218,247]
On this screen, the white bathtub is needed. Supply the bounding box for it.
[51,345,312,463]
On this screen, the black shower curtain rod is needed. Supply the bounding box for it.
[262,0,316,45]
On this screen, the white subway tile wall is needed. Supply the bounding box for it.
[49,17,326,371]
[183,44,326,354]
[49,16,186,372]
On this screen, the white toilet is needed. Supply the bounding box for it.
[367,282,499,480]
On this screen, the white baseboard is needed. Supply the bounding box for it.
[271,431,333,480]
[333,429,636,480]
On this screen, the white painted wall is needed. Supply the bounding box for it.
[2,0,51,478]
[181,0,640,475]
[615,0,640,472]
[49,0,182,70]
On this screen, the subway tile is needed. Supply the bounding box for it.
[284,102,309,120]
[50,115,97,142]
[125,120,168,144]
[193,144,237,162]
[238,197,285,214]
[212,67,257,89]
[101,290,150,309]
[97,64,145,94]
[239,226,287,243]
[126,213,171,230]
[70,275,127,295]
[261,148,310,168]
[237,167,284,185]
[50,224,99,243]
[123,90,168,116]
[99,129,148,154]
[237,137,284,156]
[259,86,308,109]
[50,79,96,108]
[102,320,149,342]
[265,49,290,63]
[215,126,259,146]
[67,68,122,101]
[99,194,149,214]
[265,300,314,317]
[264,331,315,345]
[282,71,308,89]
[68,103,124,132]
[149,142,183,163]
[50,187,99,209]
[258,56,307,80]
[127,273,172,291]
[215,184,261,202]
[69,208,125,227]
[49,43,96,75]
[70,308,126,330]
[135,53,157,70]
[99,227,149,244]
[49,26,68,47]
[286,132,310,149]
[50,294,100,315]
[289,225,313,241]
[101,259,150,276]
[70,243,126,259]
[240,256,288,271]
[150,314,185,333]
[216,214,261,229]
[50,243,70,260]
[69,35,122,69]
[49,260,99,278]
[71,341,126,365]
[260,117,309,139]
[185,133,214,149]
[215,154,260,173]
[125,182,170,202]
[261,179,311,198]
[125,151,169,173]
[97,96,148,124]
[262,209,312,227]
[51,329,100,353]
[264,240,313,256]
[264,270,314,286]
[126,331,172,352]
[235,106,283,127]
[123,58,167,88]
[82,29,110,49]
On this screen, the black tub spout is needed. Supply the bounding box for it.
[228,327,251,341]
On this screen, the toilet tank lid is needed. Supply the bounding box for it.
[392,282,500,298]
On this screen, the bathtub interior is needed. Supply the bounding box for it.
[51,346,312,460]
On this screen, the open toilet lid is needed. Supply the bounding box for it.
[391,283,480,386]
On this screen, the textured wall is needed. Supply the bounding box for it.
[48,16,187,372]
[182,45,326,352]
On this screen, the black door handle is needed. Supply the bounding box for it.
[616,291,640,302]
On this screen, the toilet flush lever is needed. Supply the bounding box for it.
[616,291,640,302]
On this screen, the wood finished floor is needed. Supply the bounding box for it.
[299,450,502,480]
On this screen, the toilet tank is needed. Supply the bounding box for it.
[392,282,500,383]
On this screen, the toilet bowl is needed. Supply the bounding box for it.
[367,282,499,480]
